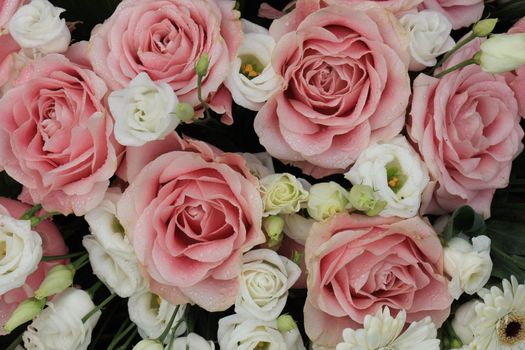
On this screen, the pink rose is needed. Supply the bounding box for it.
[419,0,483,29]
[117,135,265,311]
[88,0,242,123]
[506,17,525,117]
[0,54,120,215]
[0,34,20,92]
[409,39,524,218]
[254,1,410,178]
[0,197,67,332]
[0,0,26,29]
[304,213,452,347]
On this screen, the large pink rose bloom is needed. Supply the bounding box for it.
[117,134,265,311]
[254,1,410,178]
[409,39,524,218]
[506,17,525,117]
[0,54,119,215]
[88,0,241,121]
[0,197,67,333]
[419,0,483,29]
[304,213,452,347]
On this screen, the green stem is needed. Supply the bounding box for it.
[435,32,476,69]
[107,319,135,350]
[82,292,117,323]
[71,254,90,271]
[20,204,42,220]
[197,75,212,120]
[434,58,477,78]
[6,332,24,350]
[30,211,60,228]
[157,305,180,342]
[116,328,138,350]
[41,252,85,261]
[86,281,103,298]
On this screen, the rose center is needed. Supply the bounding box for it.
[498,313,525,345]
[240,55,264,79]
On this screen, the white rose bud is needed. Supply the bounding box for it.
[236,249,301,321]
[0,215,42,295]
[345,136,429,218]
[8,0,70,54]
[444,235,492,299]
[83,189,147,298]
[108,72,180,147]
[260,173,309,217]
[237,152,275,179]
[399,10,455,71]
[451,300,478,345]
[478,33,525,73]
[218,314,306,350]
[22,288,100,350]
[167,333,215,350]
[283,214,315,245]
[133,339,164,350]
[225,20,281,111]
[307,182,349,222]
[128,291,186,342]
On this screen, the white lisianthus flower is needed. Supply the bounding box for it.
[479,33,525,73]
[283,214,315,245]
[336,307,440,350]
[167,333,215,350]
[238,152,275,179]
[22,288,100,350]
[0,215,42,295]
[218,314,306,350]
[307,182,350,222]
[399,10,455,71]
[225,20,281,111]
[83,189,147,298]
[451,300,478,345]
[260,173,309,217]
[133,339,163,350]
[108,72,180,147]
[8,0,70,54]
[444,235,492,299]
[345,136,429,218]
[470,276,525,349]
[236,249,301,321]
[128,290,186,342]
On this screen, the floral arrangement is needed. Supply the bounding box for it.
[0,0,525,349]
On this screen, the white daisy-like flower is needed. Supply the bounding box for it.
[335,307,440,350]
[470,276,525,350]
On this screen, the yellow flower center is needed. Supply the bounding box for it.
[239,55,264,79]
[388,176,399,189]
[498,313,525,345]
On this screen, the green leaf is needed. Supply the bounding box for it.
[485,220,525,256]
[442,205,486,242]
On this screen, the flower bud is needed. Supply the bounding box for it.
[277,314,297,332]
[451,300,478,344]
[175,102,195,123]
[3,297,46,334]
[473,18,498,37]
[195,52,209,77]
[34,264,75,300]
[347,184,377,212]
[260,173,309,216]
[478,33,525,73]
[263,215,285,248]
[132,339,164,350]
[365,200,387,217]
[307,182,349,221]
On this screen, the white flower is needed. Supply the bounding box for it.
[470,276,525,349]
[452,300,479,345]
[83,189,147,298]
[399,10,455,71]
[336,307,440,350]
[238,152,275,179]
[218,314,306,350]
[444,235,492,299]
[307,182,349,222]
[22,288,100,350]
[128,290,186,342]
[0,214,42,295]
[133,340,164,350]
[479,33,525,73]
[236,249,301,321]
[260,173,309,217]
[225,20,281,111]
[8,0,70,54]
[108,72,180,147]
[166,333,215,350]
[345,136,429,218]
[282,214,315,245]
